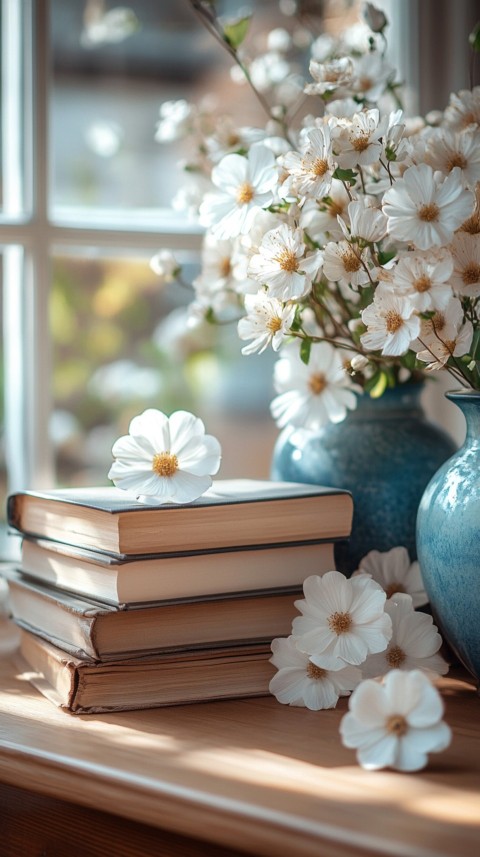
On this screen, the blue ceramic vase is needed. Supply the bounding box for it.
[271,384,456,575]
[416,391,480,687]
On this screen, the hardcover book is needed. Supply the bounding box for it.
[6,569,302,660]
[19,537,337,605]
[17,630,274,714]
[8,479,353,555]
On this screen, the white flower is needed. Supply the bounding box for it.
[388,249,454,312]
[382,163,475,250]
[193,233,238,295]
[335,109,384,169]
[155,100,193,143]
[81,7,138,47]
[299,179,351,242]
[361,3,387,34]
[270,342,359,429]
[340,669,452,771]
[323,240,371,290]
[361,290,420,356]
[354,546,428,608]
[248,224,323,300]
[425,127,480,190]
[341,196,388,243]
[361,594,449,679]
[351,53,394,102]
[450,232,480,298]
[108,409,221,505]
[292,571,392,670]
[415,298,473,369]
[150,249,180,284]
[443,86,480,130]
[238,293,295,355]
[282,126,337,201]
[304,57,354,96]
[199,143,278,239]
[269,636,361,710]
[205,117,266,163]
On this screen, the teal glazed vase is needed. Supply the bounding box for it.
[271,384,456,575]
[416,391,480,687]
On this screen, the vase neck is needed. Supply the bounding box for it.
[446,391,480,448]
[353,385,424,418]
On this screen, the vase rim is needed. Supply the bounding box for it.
[446,389,480,402]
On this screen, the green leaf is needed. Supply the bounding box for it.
[333,167,358,184]
[469,21,480,53]
[300,337,312,365]
[377,248,397,266]
[205,307,216,324]
[222,15,251,49]
[369,371,388,398]
[471,328,480,359]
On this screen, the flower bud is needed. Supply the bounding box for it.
[351,354,369,371]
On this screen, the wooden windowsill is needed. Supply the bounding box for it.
[0,655,479,857]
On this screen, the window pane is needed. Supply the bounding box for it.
[50,0,360,215]
[0,0,28,217]
[51,252,276,487]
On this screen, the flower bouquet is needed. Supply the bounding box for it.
[153,1,480,432]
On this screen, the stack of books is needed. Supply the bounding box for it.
[5,479,353,714]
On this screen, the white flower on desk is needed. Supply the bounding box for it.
[361,593,449,679]
[269,636,361,710]
[292,571,392,670]
[340,669,452,771]
[108,409,221,505]
[353,545,428,608]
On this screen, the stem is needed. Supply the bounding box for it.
[379,157,394,186]
[289,330,384,363]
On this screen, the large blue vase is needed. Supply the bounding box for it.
[416,391,480,687]
[271,384,456,575]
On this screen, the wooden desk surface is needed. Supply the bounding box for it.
[0,655,479,857]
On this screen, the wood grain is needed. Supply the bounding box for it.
[0,657,479,857]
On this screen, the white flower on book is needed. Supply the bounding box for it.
[108,408,221,504]
[353,546,428,608]
[361,593,449,679]
[340,669,452,771]
[292,571,392,670]
[269,635,361,710]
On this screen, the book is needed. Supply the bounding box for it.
[19,537,337,605]
[8,479,353,556]
[6,569,301,660]
[17,630,274,714]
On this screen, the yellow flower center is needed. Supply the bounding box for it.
[432,311,446,331]
[328,611,353,635]
[413,275,432,293]
[446,152,467,171]
[359,75,372,91]
[312,157,329,177]
[307,663,327,680]
[152,452,179,478]
[460,111,476,129]
[219,257,232,278]
[385,582,406,599]
[329,200,345,218]
[352,134,371,153]
[461,211,480,235]
[386,714,408,737]
[444,339,456,354]
[276,249,299,273]
[385,310,404,334]
[418,203,440,223]
[462,263,480,285]
[308,372,327,395]
[227,132,241,147]
[341,247,361,273]
[386,645,407,668]
[266,316,283,333]
[236,182,254,204]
